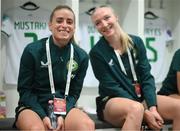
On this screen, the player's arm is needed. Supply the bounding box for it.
[177,71,180,95]
[18,45,46,119]
[173,50,180,95]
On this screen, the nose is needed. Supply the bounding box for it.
[61,21,68,27]
[101,20,108,27]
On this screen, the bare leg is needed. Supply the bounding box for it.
[16,109,45,131]
[103,97,144,130]
[157,95,180,130]
[169,94,180,99]
[65,108,95,131]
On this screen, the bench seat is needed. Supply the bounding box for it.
[0,114,172,130]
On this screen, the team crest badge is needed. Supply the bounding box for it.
[66,60,78,72]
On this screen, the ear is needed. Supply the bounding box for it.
[48,22,52,31]
[116,15,119,22]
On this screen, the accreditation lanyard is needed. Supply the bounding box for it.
[46,38,74,96]
[114,48,137,82]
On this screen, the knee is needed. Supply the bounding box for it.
[78,118,95,130]
[16,119,45,131]
[29,123,45,131]
[174,103,180,117]
[128,102,144,117]
[86,118,95,129]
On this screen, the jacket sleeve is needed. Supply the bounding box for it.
[66,52,89,113]
[135,36,157,108]
[89,49,135,99]
[17,46,46,119]
[172,49,180,71]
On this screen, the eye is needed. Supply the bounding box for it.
[104,15,110,21]
[95,20,100,26]
[67,19,74,25]
[56,18,63,24]
[95,22,100,26]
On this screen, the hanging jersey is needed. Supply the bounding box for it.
[1,7,51,84]
[79,24,101,87]
[144,17,172,83]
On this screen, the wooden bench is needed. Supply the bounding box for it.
[0,117,16,130]
[88,114,173,130]
[0,115,114,130]
[0,114,173,130]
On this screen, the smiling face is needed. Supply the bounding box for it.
[49,8,75,46]
[91,7,119,38]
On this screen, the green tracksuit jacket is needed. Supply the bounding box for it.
[89,35,157,108]
[158,49,180,95]
[16,36,89,119]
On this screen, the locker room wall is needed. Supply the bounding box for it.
[1,0,180,117]
[0,0,66,117]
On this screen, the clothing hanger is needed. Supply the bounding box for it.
[144,11,159,19]
[86,7,96,15]
[144,0,158,19]
[20,1,39,10]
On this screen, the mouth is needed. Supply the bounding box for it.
[102,25,112,33]
[58,30,70,36]
[59,30,69,33]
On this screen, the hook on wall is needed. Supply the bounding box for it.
[106,0,111,5]
[148,0,152,8]
[92,0,98,4]
[20,1,39,10]
[160,0,164,9]
[144,11,159,19]
[145,0,159,20]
